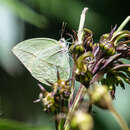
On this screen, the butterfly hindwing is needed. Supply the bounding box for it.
[32,48,70,85]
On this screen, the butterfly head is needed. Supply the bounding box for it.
[58,38,70,52]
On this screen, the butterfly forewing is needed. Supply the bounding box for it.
[12,38,57,71]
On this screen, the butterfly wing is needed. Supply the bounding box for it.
[32,47,70,85]
[12,38,70,85]
[44,49,70,79]
[12,38,57,72]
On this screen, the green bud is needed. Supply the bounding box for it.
[99,42,104,49]
[75,72,92,87]
[107,47,115,55]
[69,44,75,53]
[71,110,93,130]
[70,44,85,56]
[42,92,56,112]
[53,79,71,99]
[99,41,115,56]
[89,85,112,109]
[108,85,113,91]
[75,44,85,53]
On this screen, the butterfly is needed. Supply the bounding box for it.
[12,38,70,86]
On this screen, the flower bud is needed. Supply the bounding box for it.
[53,79,71,99]
[70,44,85,56]
[99,41,115,56]
[41,92,56,112]
[70,110,93,130]
[128,67,130,72]
[89,85,112,109]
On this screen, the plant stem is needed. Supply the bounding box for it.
[104,95,129,130]
[70,7,88,113]
[112,16,130,39]
[68,62,76,108]
[58,119,65,130]
[71,62,76,95]
[64,85,85,130]
[108,104,129,130]
[64,7,88,130]
[55,113,59,130]
[77,7,88,44]
[116,16,130,33]
[71,84,85,113]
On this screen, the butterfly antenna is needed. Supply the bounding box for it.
[56,69,60,80]
[45,79,53,86]
[61,22,67,38]
[66,33,74,43]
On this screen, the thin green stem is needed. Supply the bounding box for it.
[69,63,76,103]
[109,105,129,130]
[55,114,59,130]
[64,7,88,130]
[105,95,129,130]
[114,33,129,46]
[116,16,130,33]
[112,16,130,39]
[71,84,85,113]
[58,119,65,130]
[64,85,85,130]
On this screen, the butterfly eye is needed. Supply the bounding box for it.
[59,38,65,43]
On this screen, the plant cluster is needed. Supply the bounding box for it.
[13,7,130,130]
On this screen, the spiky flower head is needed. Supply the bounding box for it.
[70,23,130,97]
[34,70,71,113]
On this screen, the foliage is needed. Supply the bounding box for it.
[0,119,51,130]
[0,0,46,27]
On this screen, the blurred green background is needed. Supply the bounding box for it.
[0,0,130,130]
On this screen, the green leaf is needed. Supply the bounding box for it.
[0,0,47,28]
[12,38,70,86]
[32,0,107,32]
[0,119,51,130]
